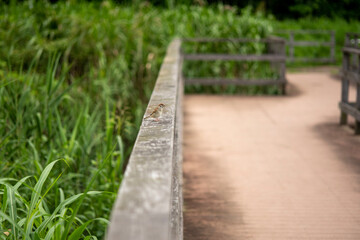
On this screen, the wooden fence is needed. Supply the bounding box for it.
[106,37,289,239]
[276,30,335,63]
[339,33,360,134]
[182,37,287,94]
[107,39,184,240]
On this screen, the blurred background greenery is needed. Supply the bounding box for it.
[0,0,359,239]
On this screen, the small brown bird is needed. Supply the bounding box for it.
[144,103,165,121]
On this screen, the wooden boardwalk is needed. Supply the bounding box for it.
[183,69,360,239]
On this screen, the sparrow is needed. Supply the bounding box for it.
[144,103,165,121]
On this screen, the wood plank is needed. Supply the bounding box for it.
[340,52,350,125]
[330,32,336,61]
[276,29,334,35]
[343,47,360,55]
[182,37,285,43]
[289,57,334,63]
[291,41,332,46]
[183,54,286,62]
[339,102,360,121]
[343,70,360,84]
[185,78,286,86]
[289,32,294,62]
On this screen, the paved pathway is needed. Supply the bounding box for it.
[183,69,360,240]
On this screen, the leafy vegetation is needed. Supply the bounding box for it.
[1,0,360,238]
[0,1,274,238]
[109,0,360,20]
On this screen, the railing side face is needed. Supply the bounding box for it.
[170,52,184,240]
[107,39,183,240]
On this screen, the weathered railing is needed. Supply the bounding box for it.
[107,39,183,240]
[276,30,335,63]
[339,33,360,134]
[182,37,287,94]
[107,36,289,239]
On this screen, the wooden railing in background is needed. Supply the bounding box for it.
[107,39,183,240]
[182,37,287,94]
[276,30,335,63]
[339,33,360,134]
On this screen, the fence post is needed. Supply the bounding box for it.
[356,54,360,134]
[345,33,350,47]
[289,31,294,62]
[330,31,335,63]
[340,38,350,125]
[267,37,287,94]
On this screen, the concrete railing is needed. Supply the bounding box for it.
[107,39,183,240]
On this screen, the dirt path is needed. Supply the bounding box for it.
[183,70,360,240]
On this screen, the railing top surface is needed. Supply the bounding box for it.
[107,39,182,240]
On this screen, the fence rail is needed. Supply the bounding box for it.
[183,53,286,62]
[182,37,287,94]
[340,33,360,134]
[107,39,183,240]
[276,30,335,63]
[182,37,286,43]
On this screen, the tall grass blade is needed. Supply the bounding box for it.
[68,220,92,240]
[36,191,102,233]
[0,79,17,89]
[24,160,60,238]
[60,151,114,240]
[6,185,17,240]
[28,140,43,174]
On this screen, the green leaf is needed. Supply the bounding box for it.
[68,220,91,240]
[6,185,17,240]
[36,191,102,234]
[60,151,114,240]
[69,218,109,240]
[24,160,60,238]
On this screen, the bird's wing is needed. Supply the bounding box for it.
[144,107,158,119]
